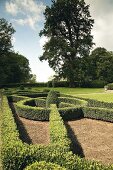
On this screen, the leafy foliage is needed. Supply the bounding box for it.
[25,161,66,170]
[0,18,15,55]
[39,0,94,87]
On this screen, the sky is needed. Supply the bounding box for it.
[0,0,113,82]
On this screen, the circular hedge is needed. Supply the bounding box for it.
[25,161,66,170]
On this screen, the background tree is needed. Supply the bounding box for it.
[0,18,15,55]
[39,0,94,87]
[0,52,32,84]
[0,18,34,84]
[87,47,113,83]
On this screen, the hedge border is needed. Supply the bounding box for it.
[1,96,112,170]
[14,97,87,121]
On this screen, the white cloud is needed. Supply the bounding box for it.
[85,0,113,51]
[5,0,45,30]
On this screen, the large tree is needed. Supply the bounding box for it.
[39,0,94,87]
[0,18,15,55]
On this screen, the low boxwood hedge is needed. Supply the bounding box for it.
[14,97,86,121]
[46,90,59,108]
[1,96,113,170]
[83,106,113,122]
[50,104,71,148]
[24,161,66,170]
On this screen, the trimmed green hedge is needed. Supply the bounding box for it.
[15,99,50,121]
[50,104,71,149]
[83,106,113,122]
[14,97,86,121]
[46,90,59,108]
[24,161,66,170]
[1,96,113,170]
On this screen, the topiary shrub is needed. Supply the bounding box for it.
[46,90,59,108]
[24,161,66,170]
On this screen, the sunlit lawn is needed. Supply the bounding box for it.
[6,87,113,102]
[32,87,104,94]
[32,87,113,103]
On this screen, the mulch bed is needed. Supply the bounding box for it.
[67,118,113,165]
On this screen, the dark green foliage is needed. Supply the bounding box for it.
[39,0,94,87]
[83,107,113,122]
[15,99,50,121]
[0,18,15,55]
[0,82,47,89]
[0,51,32,84]
[90,80,107,88]
[46,90,59,108]
[25,161,66,170]
[86,47,113,83]
[59,107,84,121]
[19,85,25,90]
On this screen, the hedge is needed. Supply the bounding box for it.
[24,161,66,170]
[1,96,113,170]
[50,104,71,148]
[46,90,59,108]
[15,99,50,121]
[61,94,113,122]
[0,82,47,88]
[14,97,86,121]
[83,106,113,122]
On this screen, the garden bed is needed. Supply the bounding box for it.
[67,118,113,165]
[17,116,50,145]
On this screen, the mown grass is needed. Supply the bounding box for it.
[75,93,113,103]
[32,87,104,94]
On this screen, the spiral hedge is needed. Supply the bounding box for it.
[1,91,113,169]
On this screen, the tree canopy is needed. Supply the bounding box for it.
[39,0,94,87]
[0,18,34,84]
[0,18,15,55]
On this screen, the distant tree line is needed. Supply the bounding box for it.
[0,18,36,84]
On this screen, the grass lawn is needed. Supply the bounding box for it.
[32,87,104,94]
[75,93,113,103]
[32,87,113,103]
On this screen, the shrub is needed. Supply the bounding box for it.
[50,104,71,149]
[90,80,107,88]
[24,161,66,170]
[46,90,59,108]
[106,83,113,90]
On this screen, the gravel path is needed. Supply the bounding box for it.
[67,118,113,165]
[16,115,50,145]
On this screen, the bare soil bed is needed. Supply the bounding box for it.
[16,116,50,145]
[67,118,113,165]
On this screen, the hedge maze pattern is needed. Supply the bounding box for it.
[1,90,113,170]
